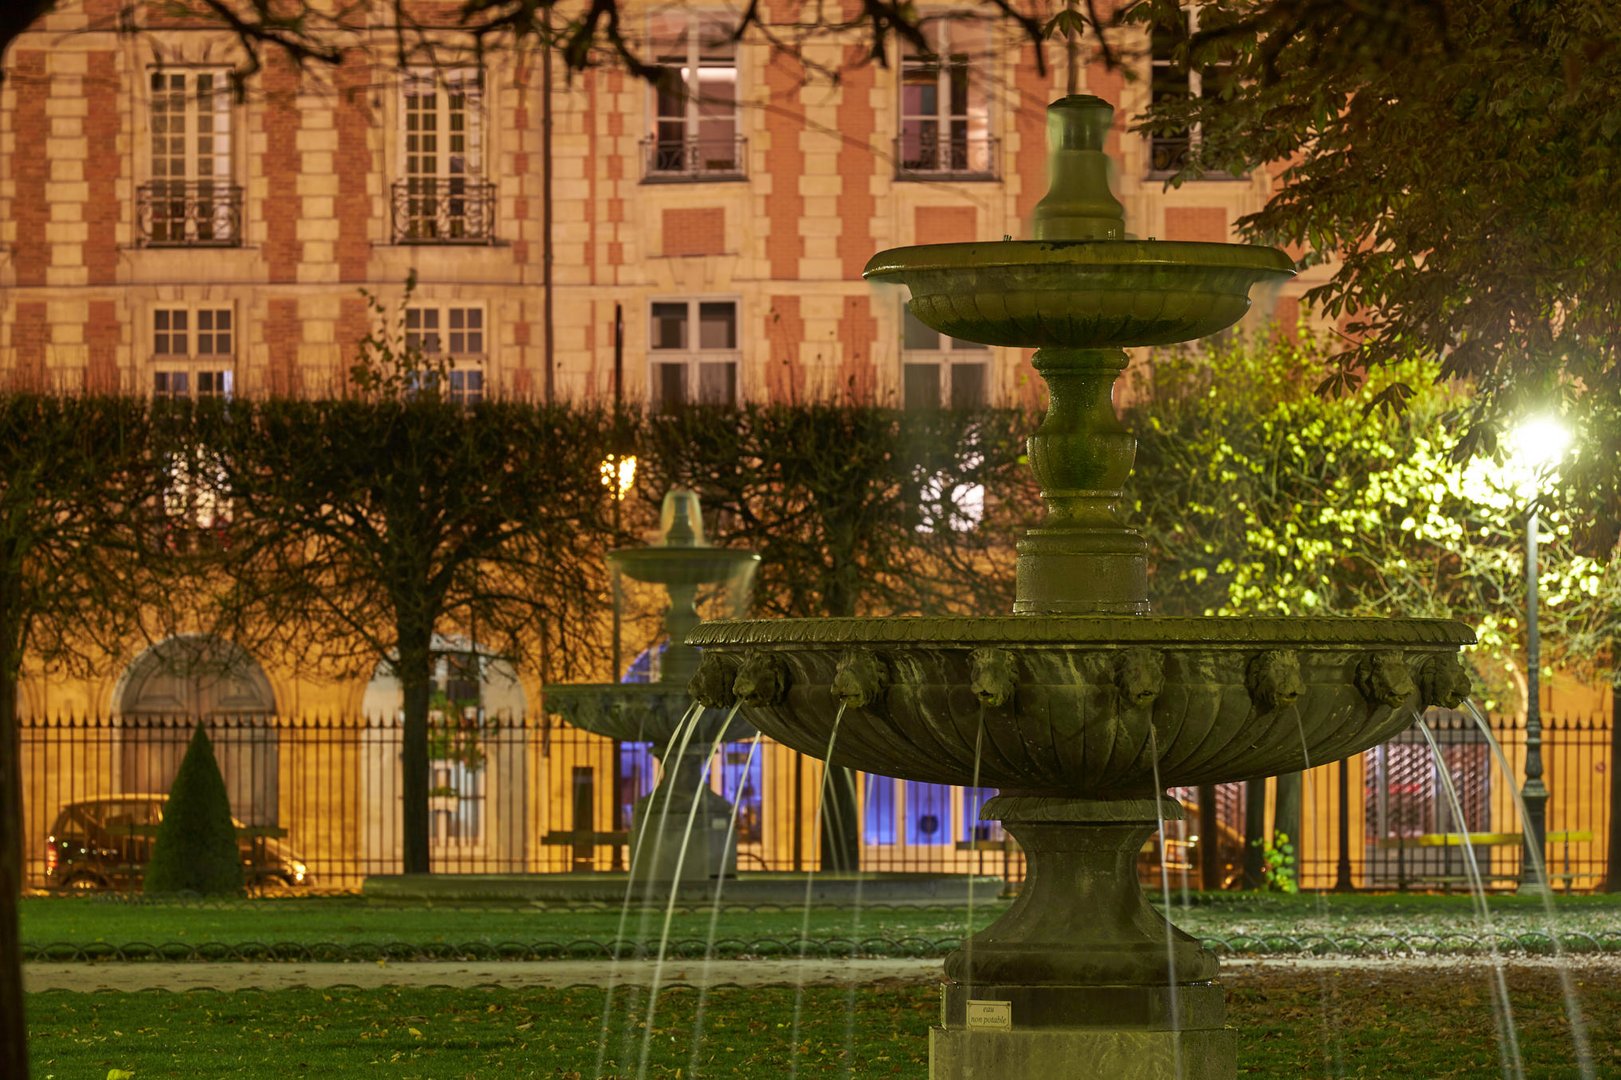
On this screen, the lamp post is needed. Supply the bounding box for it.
[1505,416,1571,893]
[601,304,636,869]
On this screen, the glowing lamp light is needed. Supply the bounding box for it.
[1461,413,1573,506]
[600,454,637,501]
[1505,415,1573,474]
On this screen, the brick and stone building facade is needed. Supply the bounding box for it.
[0,1,1314,412]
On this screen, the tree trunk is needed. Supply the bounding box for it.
[1274,771,1302,849]
[0,662,28,1077]
[397,634,434,876]
[819,545,862,873]
[1607,679,1621,893]
[1242,777,1266,889]
[1196,784,1221,891]
[1274,771,1302,889]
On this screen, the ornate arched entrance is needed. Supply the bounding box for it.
[117,635,279,825]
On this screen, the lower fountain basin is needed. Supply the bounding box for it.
[688,616,1474,795]
[541,682,753,749]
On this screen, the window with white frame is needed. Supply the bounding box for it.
[142,69,240,246]
[646,11,742,179]
[151,306,234,399]
[649,299,738,412]
[396,69,493,242]
[152,304,234,533]
[1148,4,1234,174]
[901,306,988,410]
[898,19,995,179]
[406,303,487,403]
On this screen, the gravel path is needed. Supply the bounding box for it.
[24,958,939,992]
[27,954,1621,993]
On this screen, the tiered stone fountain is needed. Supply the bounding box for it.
[544,490,760,885]
[690,95,1475,1079]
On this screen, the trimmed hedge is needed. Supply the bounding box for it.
[144,725,244,897]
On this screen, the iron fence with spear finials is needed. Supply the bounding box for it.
[14,709,1613,893]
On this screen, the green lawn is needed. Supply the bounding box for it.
[21,892,1621,958]
[25,967,1617,1078]
[20,896,990,956]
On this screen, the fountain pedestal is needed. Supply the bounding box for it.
[688,93,1476,1080]
[627,720,746,884]
[931,797,1229,1078]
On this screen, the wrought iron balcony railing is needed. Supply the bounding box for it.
[894,131,999,181]
[640,136,747,181]
[137,181,244,247]
[1150,134,1192,175]
[391,178,498,244]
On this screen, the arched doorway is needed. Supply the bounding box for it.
[117,635,280,826]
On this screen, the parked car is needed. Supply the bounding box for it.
[44,795,311,892]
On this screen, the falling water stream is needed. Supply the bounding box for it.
[688,731,765,1075]
[1147,726,1184,1080]
[963,708,988,1008]
[594,699,709,1079]
[1461,699,1596,1078]
[1415,714,1523,1080]
[635,702,743,1079]
[787,702,849,1080]
[1291,711,1347,1077]
[840,775,875,1078]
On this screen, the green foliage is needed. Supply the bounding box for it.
[348,272,441,398]
[193,282,625,872]
[0,392,183,1079]
[1252,830,1298,894]
[1135,0,1621,554]
[1127,331,1621,705]
[144,725,244,898]
[636,405,1037,620]
[0,394,183,675]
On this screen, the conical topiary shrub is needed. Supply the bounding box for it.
[144,724,245,897]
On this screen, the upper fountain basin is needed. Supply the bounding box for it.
[864,240,1295,350]
[541,682,752,750]
[688,616,1474,796]
[608,545,761,589]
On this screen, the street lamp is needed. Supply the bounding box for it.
[1503,415,1573,892]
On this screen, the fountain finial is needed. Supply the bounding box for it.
[659,489,705,547]
[1032,95,1126,242]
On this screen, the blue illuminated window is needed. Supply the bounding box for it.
[961,786,1002,843]
[906,782,952,846]
[864,775,897,845]
[720,738,763,843]
[618,741,656,827]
